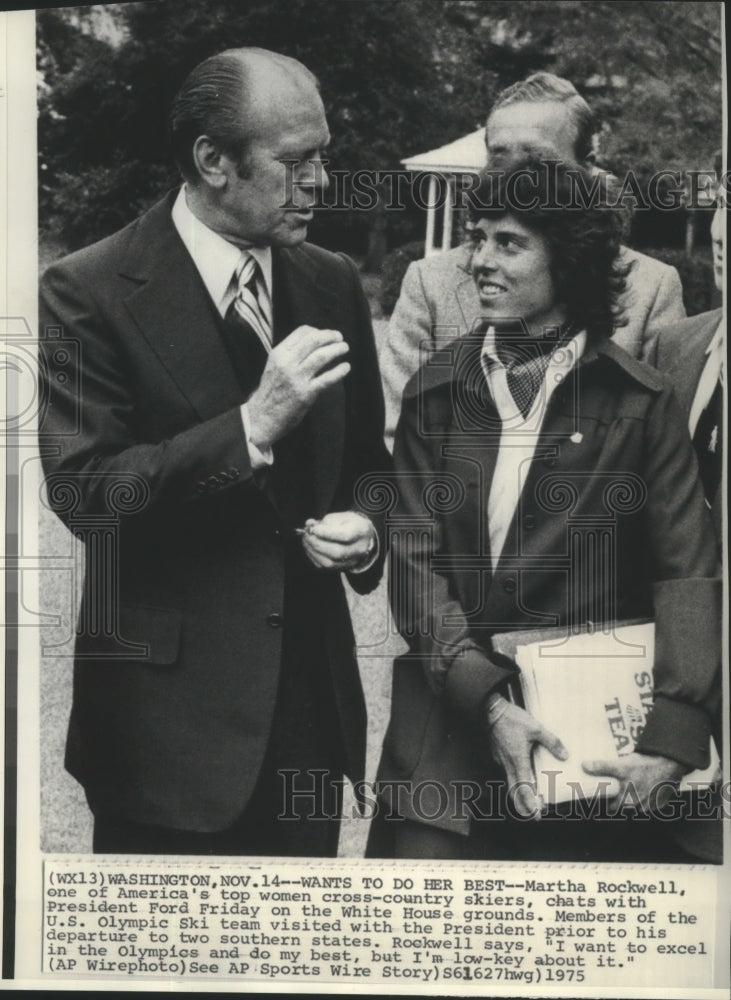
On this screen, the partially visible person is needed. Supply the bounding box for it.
[368,158,720,862]
[650,162,724,541]
[648,154,725,863]
[381,72,685,449]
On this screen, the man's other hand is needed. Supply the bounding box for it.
[247,326,350,448]
[301,511,376,572]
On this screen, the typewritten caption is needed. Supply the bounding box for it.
[42,859,716,988]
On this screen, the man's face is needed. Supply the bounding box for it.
[216,78,330,248]
[469,215,567,337]
[711,200,724,293]
[485,101,580,166]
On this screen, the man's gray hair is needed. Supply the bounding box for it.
[169,47,319,183]
[489,71,599,163]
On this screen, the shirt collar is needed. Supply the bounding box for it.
[171,186,273,317]
[480,324,587,419]
[707,317,724,357]
[481,325,587,372]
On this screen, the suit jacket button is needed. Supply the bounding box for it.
[196,481,207,494]
[229,467,240,479]
[207,475,220,489]
[503,577,517,594]
[267,613,283,628]
[524,514,536,530]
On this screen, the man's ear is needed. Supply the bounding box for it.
[191,136,229,189]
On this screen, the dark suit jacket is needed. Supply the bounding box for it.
[649,308,724,863]
[649,308,723,541]
[39,194,390,832]
[378,335,720,834]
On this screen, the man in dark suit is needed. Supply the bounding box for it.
[650,192,723,542]
[648,179,724,863]
[39,48,390,856]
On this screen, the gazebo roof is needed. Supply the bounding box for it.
[401,128,487,173]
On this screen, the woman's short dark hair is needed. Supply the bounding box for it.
[467,157,630,342]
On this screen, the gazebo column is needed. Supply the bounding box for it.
[442,175,454,251]
[424,173,438,256]
[403,128,486,260]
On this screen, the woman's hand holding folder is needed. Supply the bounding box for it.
[485,694,569,819]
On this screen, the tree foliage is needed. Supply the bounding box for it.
[454,0,722,179]
[38,0,723,255]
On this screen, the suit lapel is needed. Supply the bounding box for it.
[120,197,244,421]
[668,313,720,417]
[272,247,346,516]
[443,335,498,593]
[272,246,341,340]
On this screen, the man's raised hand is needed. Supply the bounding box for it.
[247,326,350,449]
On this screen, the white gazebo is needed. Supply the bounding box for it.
[401,128,486,257]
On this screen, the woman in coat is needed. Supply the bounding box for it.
[368,158,721,862]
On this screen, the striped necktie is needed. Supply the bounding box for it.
[233,251,272,352]
[220,253,272,398]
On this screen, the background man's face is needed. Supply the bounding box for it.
[217,77,330,248]
[485,100,580,166]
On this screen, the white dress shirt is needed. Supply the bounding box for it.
[688,318,724,437]
[481,326,587,567]
[171,186,273,467]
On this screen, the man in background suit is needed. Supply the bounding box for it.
[651,188,723,541]
[39,48,390,856]
[381,72,686,448]
[649,171,724,864]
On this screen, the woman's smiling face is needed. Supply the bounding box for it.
[469,215,568,337]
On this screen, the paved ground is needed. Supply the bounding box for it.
[39,313,404,858]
